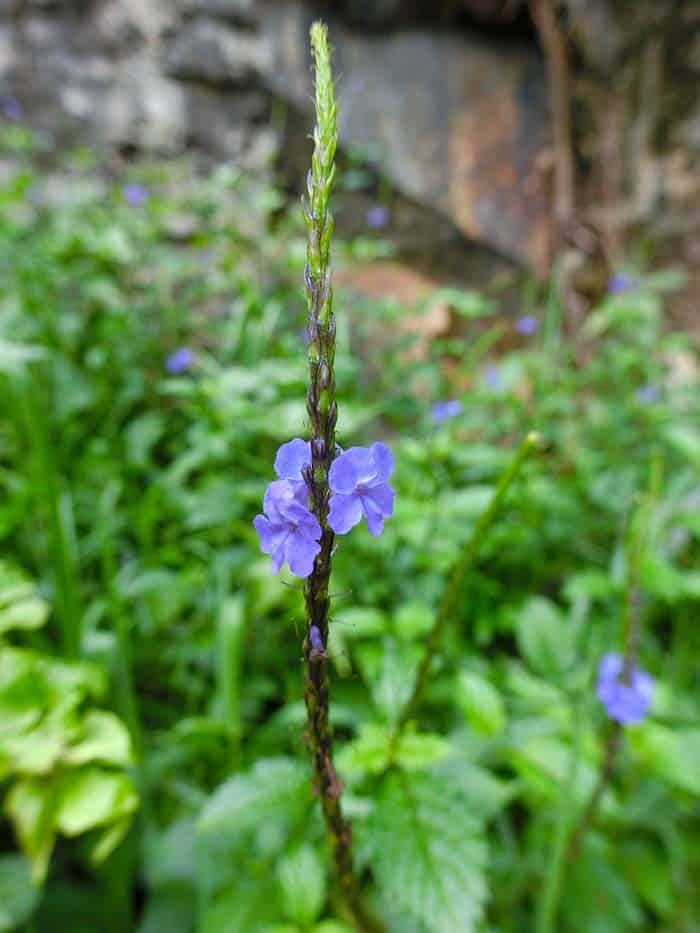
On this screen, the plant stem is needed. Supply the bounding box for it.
[302,23,383,933]
[564,453,661,862]
[536,690,584,933]
[394,431,540,736]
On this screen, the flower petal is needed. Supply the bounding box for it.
[285,530,321,578]
[328,492,363,534]
[363,482,394,520]
[274,438,311,481]
[254,515,290,568]
[329,447,376,492]
[370,443,394,483]
[361,493,387,537]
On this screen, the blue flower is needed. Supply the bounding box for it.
[366,205,390,229]
[123,183,149,207]
[608,272,635,294]
[165,347,194,374]
[1,96,23,122]
[515,315,539,336]
[596,652,653,725]
[328,443,395,537]
[431,400,462,422]
[254,480,321,578]
[274,438,311,503]
[635,384,661,405]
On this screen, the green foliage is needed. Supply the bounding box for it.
[0,123,698,931]
[366,772,489,932]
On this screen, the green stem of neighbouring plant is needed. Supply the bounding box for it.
[301,24,384,933]
[97,485,141,749]
[16,375,83,658]
[393,431,541,739]
[536,690,584,933]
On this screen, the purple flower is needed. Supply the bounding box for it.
[274,438,311,503]
[308,624,325,659]
[515,315,539,336]
[608,272,635,294]
[431,400,462,422]
[328,443,395,537]
[1,96,23,122]
[165,346,194,374]
[636,384,661,405]
[483,365,501,391]
[366,205,390,229]
[596,652,653,725]
[253,480,321,578]
[123,183,149,207]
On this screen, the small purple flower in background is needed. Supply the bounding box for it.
[328,443,395,537]
[515,315,539,336]
[123,183,149,207]
[431,399,462,423]
[636,384,661,405]
[365,205,390,229]
[274,437,311,503]
[1,96,23,122]
[597,652,653,725]
[483,365,501,391]
[254,480,321,578]
[608,272,635,294]
[165,346,194,375]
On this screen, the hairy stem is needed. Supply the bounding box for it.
[394,431,540,738]
[302,23,383,933]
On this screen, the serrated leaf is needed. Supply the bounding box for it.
[366,773,488,933]
[199,757,311,837]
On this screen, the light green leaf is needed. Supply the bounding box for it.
[54,767,139,837]
[456,671,506,736]
[278,845,325,927]
[394,602,434,641]
[63,711,132,767]
[4,778,57,883]
[629,724,700,795]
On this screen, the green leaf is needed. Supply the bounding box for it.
[456,671,506,736]
[199,758,311,838]
[332,607,386,639]
[278,845,325,927]
[54,767,139,837]
[4,778,57,883]
[629,724,700,795]
[515,597,574,677]
[0,855,40,932]
[337,725,449,777]
[394,602,434,641]
[137,884,196,933]
[357,638,419,724]
[0,564,49,634]
[63,711,132,766]
[366,773,488,933]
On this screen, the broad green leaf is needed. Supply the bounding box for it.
[199,757,311,838]
[63,711,132,766]
[332,607,386,639]
[0,855,40,931]
[456,671,506,736]
[278,845,325,927]
[394,602,434,641]
[515,597,574,677]
[54,767,138,836]
[630,724,700,795]
[367,772,488,933]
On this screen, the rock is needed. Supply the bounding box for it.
[178,0,258,28]
[104,58,187,153]
[164,18,270,86]
[184,84,268,155]
[258,1,551,267]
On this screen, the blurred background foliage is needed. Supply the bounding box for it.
[0,116,698,933]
